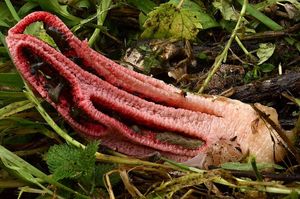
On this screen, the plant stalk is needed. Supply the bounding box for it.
[198,0,248,93]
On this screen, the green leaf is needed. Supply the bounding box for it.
[288,190,299,199]
[221,162,285,171]
[0,2,14,27]
[0,73,24,89]
[260,63,275,73]
[0,145,90,199]
[0,100,34,120]
[24,21,43,35]
[236,0,283,31]
[294,41,300,53]
[0,19,9,28]
[250,156,263,181]
[28,0,82,25]
[213,0,239,21]
[87,0,112,46]
[139,12,148,28]
[197,52,208,60]
[0,47,7,55]
[141,1,218,40]
[25,22,58,49]
[127,0,156,14]
[0,116,45,128]
[46,141,99,181]
[256,43,276,65]
[0,91,25,100]
[17,1,39,17]
[169,0,219,29]
[74,0,91,9]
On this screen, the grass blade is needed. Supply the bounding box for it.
[236,0,282,30]
[0,73,24,89]
[0,145,90,199]
[4,0,20,22]
[0,100,34,119]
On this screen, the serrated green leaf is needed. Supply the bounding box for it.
[256,43,276,65]
[141,3,200,40]
[0,145,90,199]
[171,0,219,29]
[141,1,218,40]
[46,141,99,181]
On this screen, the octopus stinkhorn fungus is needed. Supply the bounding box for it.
[6,12,286,167]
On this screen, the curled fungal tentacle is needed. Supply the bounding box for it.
[6,11,287,167]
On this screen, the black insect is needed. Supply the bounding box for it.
[69,56,83,65]
[147,152,161,162]
[70,106,89,123]
[30,62,44,75]
[131,125,142,134]
[45,25,70,52]
[48,82,64,103]
[70,106,81,118]
[179,90,187,97]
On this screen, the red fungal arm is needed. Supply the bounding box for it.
[6,11,286,165]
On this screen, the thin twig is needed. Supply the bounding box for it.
[238,23,300,41]
[234,36,256,61]
[198,0,248,93]
[88,0,112,46]
[177,0,185,9]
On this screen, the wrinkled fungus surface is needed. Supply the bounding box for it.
[6,12,286,167]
